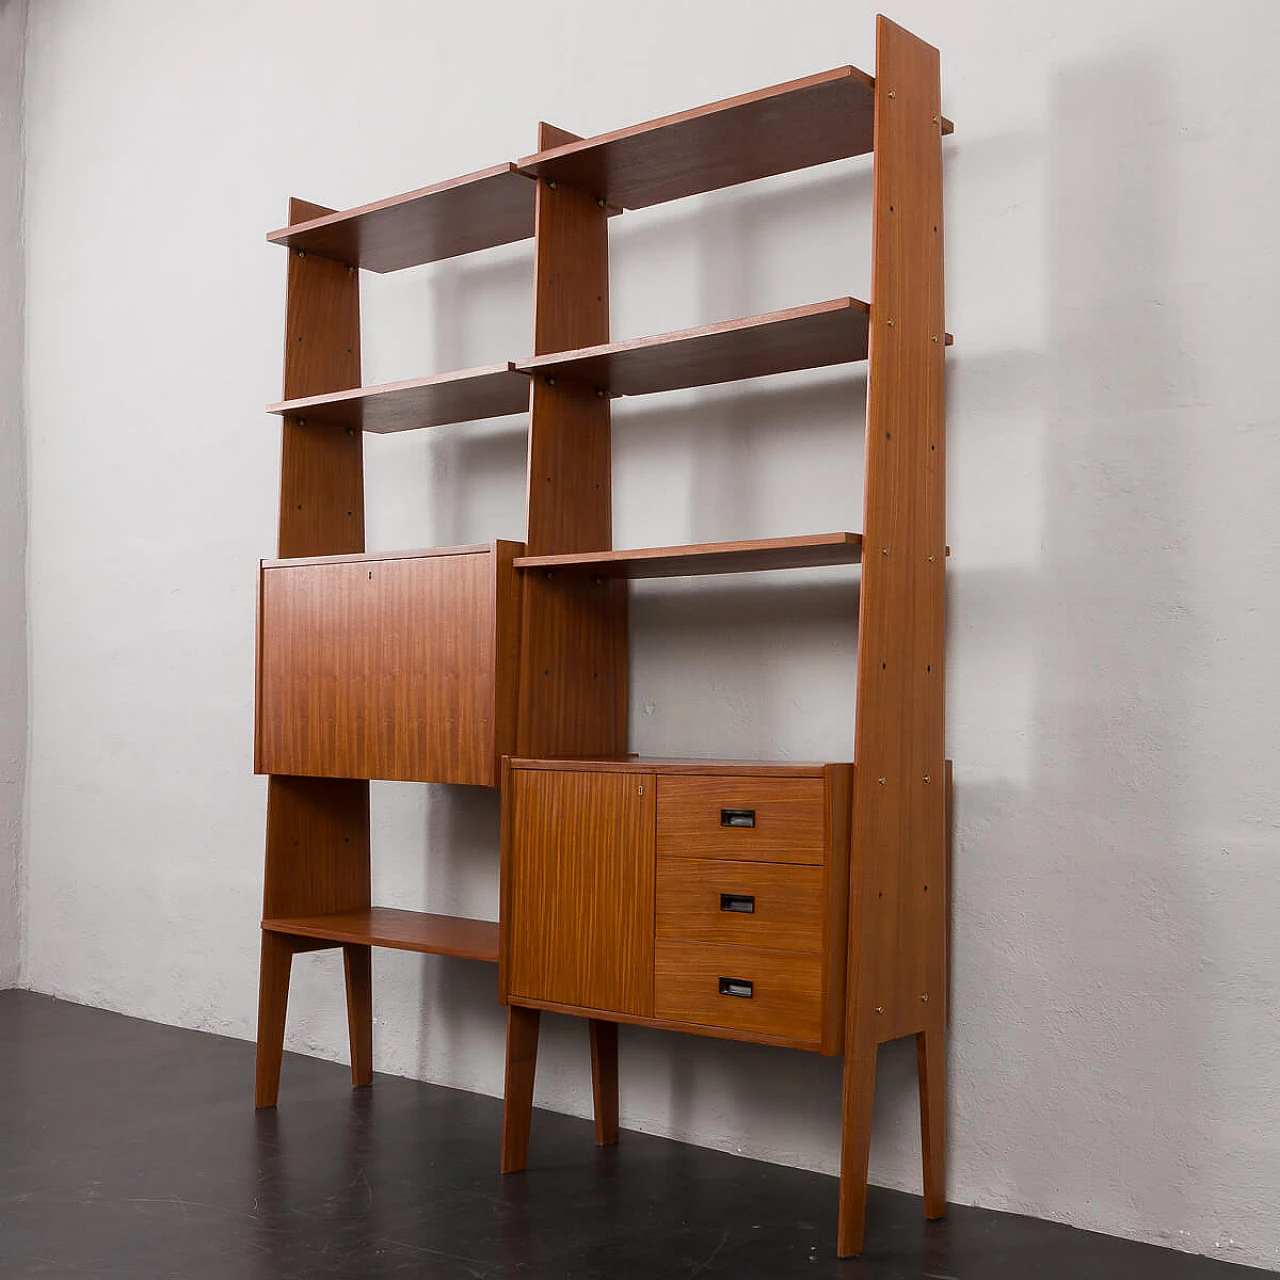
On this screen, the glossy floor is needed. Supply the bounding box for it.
[0,991,1259,1279]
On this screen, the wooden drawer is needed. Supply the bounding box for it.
[654,940,823,1046]
[656,775,825,864]
[656,859,824,952]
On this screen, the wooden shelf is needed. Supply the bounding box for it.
[263,908,499,962]
[516,298,869,398]
[267,164,535,272]
[518,67,877,209]
[268,364,529,433]
[515,532,863,579]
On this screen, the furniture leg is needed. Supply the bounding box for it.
[343,943,373,1088]
[501,1005,541,1173]
[917,1025,947,1219]
[255,931,295,1109]
[589,1018,619,1146]
[836,1037,878,1256]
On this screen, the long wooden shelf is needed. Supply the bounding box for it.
[515,532,863,579]
[266,164,535,272]
[267,364,529,433]
[517,298,869,398]
[263,908,499,962]
[518,67,877,209]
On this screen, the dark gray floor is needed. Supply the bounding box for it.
[0,990,1262,1279]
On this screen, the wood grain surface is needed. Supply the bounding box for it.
[257,545,519,785]
[518,122,628,761]
[269,364,529,433]
[278,198,364,559]
[517,67,877,209]
[654,940,823,1045]
[656,859,825,952]
[267,164,536,272]
[517,298,869,397]
[840,17,949,1257]
[515,532,863,579]
[506,768,655,1017]
[656,775,826,864]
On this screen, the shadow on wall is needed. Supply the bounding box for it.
[950,51,1209,1243]
[351,76,1211,1223]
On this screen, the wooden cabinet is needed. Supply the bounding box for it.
[255,542,522,787]
[256,14,951,1258]
[501,760,851,1054]
[504,767,655,1017]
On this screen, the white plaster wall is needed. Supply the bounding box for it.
[19,0,1280,1268]
[0,0,27,990]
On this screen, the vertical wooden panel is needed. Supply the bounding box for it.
[849,13,947,1051]
[261,775,370,920]
[840,17,947,1257]
[821,763,853,1054]
[518,124,628,760]
[507,768,655,1017]
[279,197,364,559]
[259,205,369,1106]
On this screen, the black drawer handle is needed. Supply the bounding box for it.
[719,893,756,914]
[718,977,754,999]
[720,808,756,829]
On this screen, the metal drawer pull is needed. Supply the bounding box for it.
[718,977,754,999]
[719,893,756,914]
[720,808,756,828]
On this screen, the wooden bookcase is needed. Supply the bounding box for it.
[253,14,951,1257]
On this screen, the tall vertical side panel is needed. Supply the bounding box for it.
[263,198,370,924]
[279,198,364,560]
[518,125,628,758]
[848,14,947,1048]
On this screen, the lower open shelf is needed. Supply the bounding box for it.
[262,908,499,962]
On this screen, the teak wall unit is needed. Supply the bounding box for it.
[253,15,951,1257]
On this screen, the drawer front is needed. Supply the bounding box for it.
[656,776,825,864]
[656,859,825,952]
[654,940,823,1045]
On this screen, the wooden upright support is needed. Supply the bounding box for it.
[838,17,948,1256]
[255,201,371,1108]
[503,125,629,1168]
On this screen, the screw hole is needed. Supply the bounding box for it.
[296,504,302,510]
[927,664,931,672]
[924,884,929,892]
[543,668,550,676]
[878,891,884,899]
[881,662,886,670]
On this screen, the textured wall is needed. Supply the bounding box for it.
[18,0,1280,1268]
[0,0,27,990]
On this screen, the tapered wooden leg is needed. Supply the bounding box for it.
[836,1038,878,1257]
[589,1019,619,1146]
[501,1005,541,1173]
[255,931,295,1109]
[917,1026,947,1219]
[343,944,373,1089]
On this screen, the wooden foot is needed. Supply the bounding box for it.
[343,944,373,1089]
[501,1005,541,1173]
[255,931,295,1108]
[917,1026,947,1218]
[589,1019,619,1146]
[836,1039,878,1257]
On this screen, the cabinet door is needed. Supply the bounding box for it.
[507,769,655,1017]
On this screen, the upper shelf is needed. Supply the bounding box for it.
[268,364,529,433]
[515,532,864,579]
[518,66,950,210]
[516,298,869,397]
[266,164,535,272]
